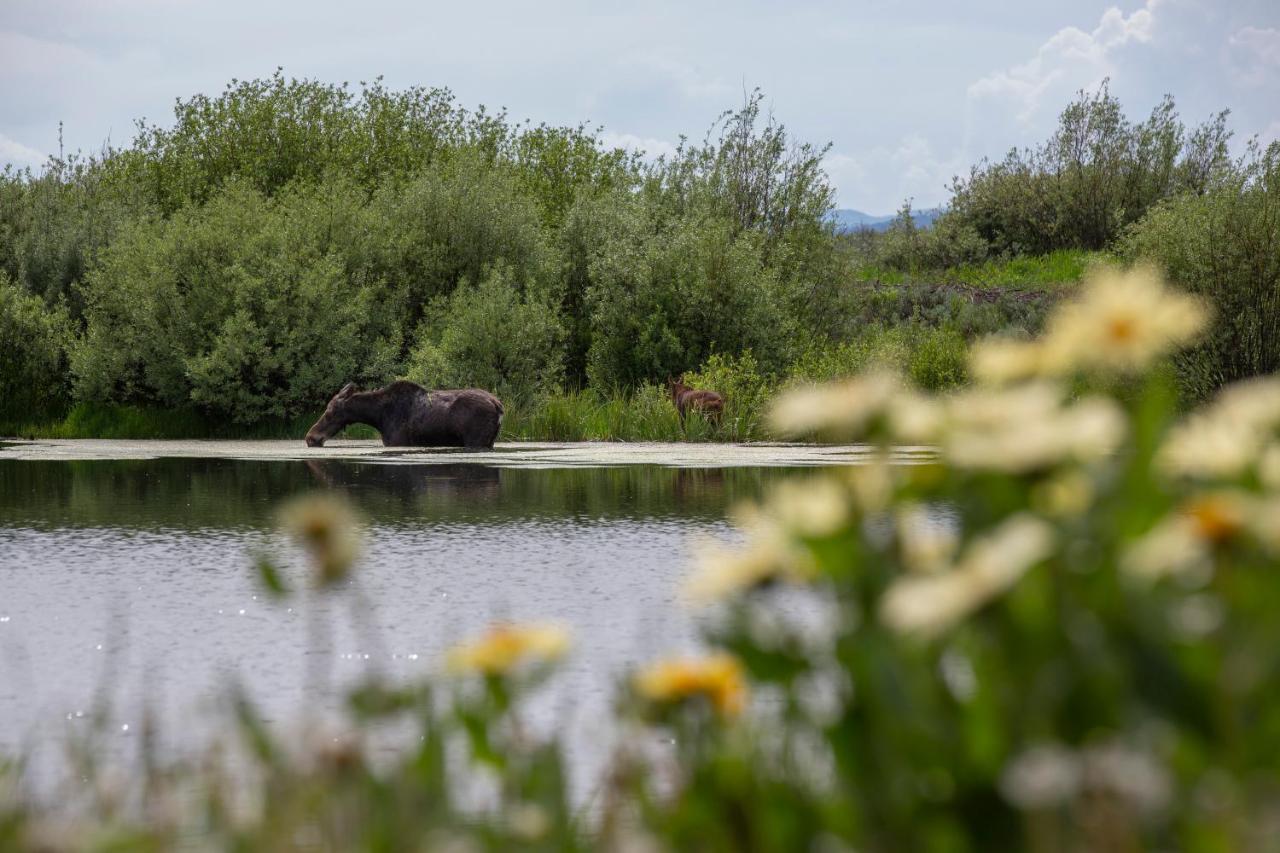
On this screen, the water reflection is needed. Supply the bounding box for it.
[0,459,790,531]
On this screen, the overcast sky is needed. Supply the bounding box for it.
[2,0,1277,213]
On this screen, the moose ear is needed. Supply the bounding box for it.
[337,382,357,399]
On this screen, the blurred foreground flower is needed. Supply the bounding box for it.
[685,532,816,603]
[634,652,748,718]
[941,384,1125,473]
[279,492,362,587]
[769,370,901,438]
[1122,491,1253,580]
[971,265,1206,382]
[880,514,1055,637]
[683,479,846,603]
[1159,377,1280,480]
[446,623,570,676]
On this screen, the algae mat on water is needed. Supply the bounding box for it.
[0,439,934,468]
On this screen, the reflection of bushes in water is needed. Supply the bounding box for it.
[304,459,503,501]
[0,458,792,529]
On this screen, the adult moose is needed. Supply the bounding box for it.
[304,381,504,449]
[668,376,724,428]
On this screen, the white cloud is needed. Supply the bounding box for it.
[622,53,734,101]
[827,135,963,212]
[0,133,47,170]
[968,0,1164,124]
[1259,120,1280,147]
[1229,26,1280,85]
[597,131,678,161]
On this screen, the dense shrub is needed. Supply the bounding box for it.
[789,323,969,391]
[405,265,565,405]
[644,90,834,244]
[1123,141,1280,401]
[0,273,72,424]
[0,159,144,315]
[872,202,990,273]
[946,81,1232,254]
[363,155,556,335]
[585,209,797,389]
[72,182,398,422]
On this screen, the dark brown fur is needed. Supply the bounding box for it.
[305,381,504,449]
[667,377,724,427]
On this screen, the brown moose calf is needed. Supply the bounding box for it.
[668,377,725,428]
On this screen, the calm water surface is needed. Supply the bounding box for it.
[0,456,814,786]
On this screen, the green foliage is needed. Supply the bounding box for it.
[585,210,796,389]
[0,273,72,425]
[947,248,1098,289]
[871,201,991,274]
[72,181,399,422]
[364,154,556,333]
[906,325,968,390]
[644,89,834,243]
[684,351,774,441]
[501,386,689,442]
[946,81,1232,254]
[406,265,565,405]
[790,324,969,391]
[0,158,145,315]
[1122,141,1280,401]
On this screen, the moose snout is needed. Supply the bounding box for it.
[305,433,325,448]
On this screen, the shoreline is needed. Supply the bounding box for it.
[0,438,936,468]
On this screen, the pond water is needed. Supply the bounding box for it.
[0,447,855,793]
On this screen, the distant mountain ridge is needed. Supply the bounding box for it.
[829,207,943,233]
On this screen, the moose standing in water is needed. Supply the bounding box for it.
[668,376,724,428]
[304,381,504,449]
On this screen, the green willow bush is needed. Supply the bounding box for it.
[944,80,1232,255]
[72,181,399,422]
[1123,140,1280,402]
[7,266,1280,850]
[585,211,796,389]
[0,272,72,426]
[406,265,566,405]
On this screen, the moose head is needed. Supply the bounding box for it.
[304,382,358,447]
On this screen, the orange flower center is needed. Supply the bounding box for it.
[1185,497,1244,543]
[1106,314,1137,344]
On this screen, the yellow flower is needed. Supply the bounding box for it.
[764,477,850,538]
[769,370,901,438]
[685,522,816,603]
[970,338,1046,386]
[942,384,1125,473]
[896,503,959,574]
[1260,444,1280,491]
[1122,491,1252,580]
[446,623,570,676]
[1158,413,1259,480]
[1039,265,1206,375]
[634,652,748,717]
[279,493,362,587]
[1032,470,1095,518]
[1158,377,1280,480]
[887,391,945,444]
[844,458,895,512]
[880,514,1055,637]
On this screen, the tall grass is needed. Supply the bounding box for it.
[947,248,1100,289]
[4,402,378,441]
